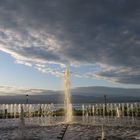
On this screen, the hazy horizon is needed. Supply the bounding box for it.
[0,85,139,103]
[0,85,140,96]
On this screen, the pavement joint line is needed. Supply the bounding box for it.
[57,124,69,140]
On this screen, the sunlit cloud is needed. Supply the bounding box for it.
[0,85,50,96]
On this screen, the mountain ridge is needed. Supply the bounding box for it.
[0,86,140,103]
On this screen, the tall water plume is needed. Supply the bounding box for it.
[64,67,73,123]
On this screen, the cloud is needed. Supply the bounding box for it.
[0,0,140,83]
[35,64,63,77]
[85,65,140,84]
[15,60,32,67]
[102,67,140,84]
[0,85,50,95]
[0,85,29,95]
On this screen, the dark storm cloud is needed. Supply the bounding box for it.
[0,0,140,84]
[95,67,140,84]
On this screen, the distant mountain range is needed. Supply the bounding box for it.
[0,86,140,103]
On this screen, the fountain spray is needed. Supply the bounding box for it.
[64,67,73,123]
[101,125,106,140]
[19,105,25,140]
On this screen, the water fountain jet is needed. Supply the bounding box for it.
[64,67,73,123]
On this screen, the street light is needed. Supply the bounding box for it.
[26,94,29,104]
[104,95,107,115]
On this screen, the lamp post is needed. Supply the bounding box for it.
[26,94,29,104]
[104,95,107,115]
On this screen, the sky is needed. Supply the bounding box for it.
[0,0,140,92]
